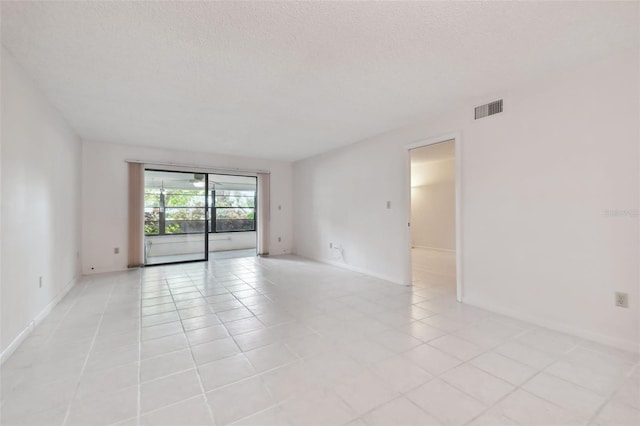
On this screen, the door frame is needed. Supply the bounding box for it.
[404,133,463,302]
[143,168,210,266]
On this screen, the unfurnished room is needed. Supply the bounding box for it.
[1,1,638,425]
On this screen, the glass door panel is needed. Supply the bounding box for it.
[144,170,208,265]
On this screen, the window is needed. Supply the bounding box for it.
[144,187,256,235]
[144,189,161,235]
[144,188,206,235]
[165,189,206,234]
[212,190,256,232]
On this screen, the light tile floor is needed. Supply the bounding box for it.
[1,249,638,425]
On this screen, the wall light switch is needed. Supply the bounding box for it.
[386,201,391,209]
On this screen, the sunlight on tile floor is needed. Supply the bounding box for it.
[1,249,638,425]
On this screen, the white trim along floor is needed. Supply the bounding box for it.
[1,249,638,425]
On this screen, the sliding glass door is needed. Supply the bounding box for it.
[144,170,208,265]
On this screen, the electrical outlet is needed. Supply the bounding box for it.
[278,237,281,242]
[39,276,42,288]
[114,247,120,254]
[329,242,333,249]
[386,201,391,209]
[615,292,629,308]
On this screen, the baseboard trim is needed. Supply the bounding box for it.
[296,253,402,285]
[463,296,639,354]
[412,245,455,253]
[0,276,78,364]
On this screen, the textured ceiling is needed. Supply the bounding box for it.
[1,1,637,161]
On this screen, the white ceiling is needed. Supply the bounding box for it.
[1,2,637,162]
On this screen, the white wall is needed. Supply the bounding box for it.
[1,47,82,356]
[411,156,455,250]
[293,48,639,351]
[81,141,293,274]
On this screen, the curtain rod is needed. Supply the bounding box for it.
[125,159,270,175]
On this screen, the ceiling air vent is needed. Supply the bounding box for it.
[475,99,503,120]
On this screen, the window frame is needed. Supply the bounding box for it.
[211,189,257,233]
[144,185,257,236]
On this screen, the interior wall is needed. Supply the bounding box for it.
[1,47,82,355]
[293,48,639,351]
[411,152,455,251]
[81,141,293,274]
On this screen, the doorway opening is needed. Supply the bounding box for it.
[408,138,461,301]
[143,169,257,266]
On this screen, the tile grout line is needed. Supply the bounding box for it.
[136,270,142,426]
[461,340,598,425]
[8,253,637,426]
[586,362,640,424]
[182,258,633,425]
[206,269,299,425]
[177,273,217,425]
[40,280,90,347]
[0,281,92,419]
[389,328,590,425]
[128,394,204,422]
[61,280,117,426]
[402,282,633,423]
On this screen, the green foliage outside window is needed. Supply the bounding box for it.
[144,188,256,235]
[215,190,255,231]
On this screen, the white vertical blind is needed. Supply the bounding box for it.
[127,162,144,267]
[257,173,270,256]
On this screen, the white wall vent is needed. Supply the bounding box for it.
[475,99,503,119]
